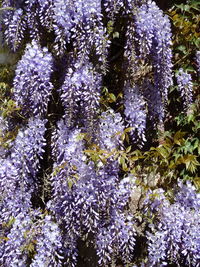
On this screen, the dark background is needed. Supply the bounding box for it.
[156,0,187,10]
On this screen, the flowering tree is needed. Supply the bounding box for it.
[0,0,199,266]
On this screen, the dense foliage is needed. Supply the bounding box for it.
[0,0,199,266]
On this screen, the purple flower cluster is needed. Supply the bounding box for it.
[2,0,109,66]
[11,118,47,188]
[2,0,54,48]
[53,0,101,39]
[2,210,63,267]
[99,109,124,150]
[176,68,193,110]
[60,61,102,132]
[51,121,86,212]
[134,0,173,121]
[0,118,46,222]
[103,0,136,19]
[103,0,125,19]
[50,118,136,266]
[3,8,26,51]
[0,117,9,158]
[53,0,110,64]
[13,41,53,117]
[2,211,35,266]
[30,215,63,267]
[196,51,200,74]
[124,85,147,144]
[123,1,173,135]
[146,182,200,266]
[142,80,165,123]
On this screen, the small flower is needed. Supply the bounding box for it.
[176,68,193,110]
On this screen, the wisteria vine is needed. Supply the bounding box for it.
[0,0,199,266]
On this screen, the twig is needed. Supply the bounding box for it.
[0,7,16,12]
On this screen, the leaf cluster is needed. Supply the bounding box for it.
[168,0,200,70]
[130,97,200,190]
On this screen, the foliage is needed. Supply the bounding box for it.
[168,0,200,70]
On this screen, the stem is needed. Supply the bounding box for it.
[0,7,16,11]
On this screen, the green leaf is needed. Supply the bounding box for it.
[68,179,73,189]
[126,146,132,153]
[176,45,187,54]
[157,146,169,159]
[109,93,116,102]
[6,217,15,228]
[76,133,86,141]
[173,131,186,145]
[124,127,134,133]
[113,31,119,38]
[120,156,125,165]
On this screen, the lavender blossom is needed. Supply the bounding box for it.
[124,1,172,130]
[30,215,63,267]
[142,80,165,124]
[146,183,200,266]
[24,1,42,42]
[123,20,137,82]
[53,0,109,61]
[13,41,53,117]
[0,116,9,158]
[103,0,134,19]
[134,0,173,101]
[1,119,45,222]
[1,0,26,51]
[11,118,47,189]
[36,0,54,30]
[1,0,24,9]
[175,180,200,211]
[53,0,96,43]
[124,85,147,144]
[51,120,87,216]
[3,8,26,51]
[60,62,101,132]
[196,51,200,74]
[0,118,46,223]
[99,109,124,151]
[176,68,193,110]
[50,118,135,266]
[97,215,135,266]
[0,158,32,224]
[51,123,92,266]
[51,164,136,266]
[103,0,124,18]
[3,0,54,46]
[2,211,38,267]
[2,210,63,267]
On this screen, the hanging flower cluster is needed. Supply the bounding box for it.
[134,0,173,96]
[176,68,193,110]
[129,0,173,126]
[1,211,63,267]
[146,181,200,267]
[99,109,124,150]
[13,41,53,117]
[124,85,147,144]
[196,51,200,74]
[1,0,198,267]
[60,61,102,131]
